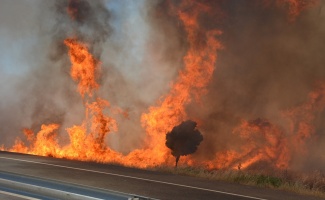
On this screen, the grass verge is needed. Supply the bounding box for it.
[151,166,325,198]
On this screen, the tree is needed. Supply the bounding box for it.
[166,120,203,167]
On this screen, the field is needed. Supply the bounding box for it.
[153,166,325,198]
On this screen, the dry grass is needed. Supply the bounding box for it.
[151,165,325,198]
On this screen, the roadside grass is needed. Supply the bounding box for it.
[151,165,325,198]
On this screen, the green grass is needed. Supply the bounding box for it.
[151,166,325,198]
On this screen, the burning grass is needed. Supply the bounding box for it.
[152,166,325,198]
[2,0,325,192]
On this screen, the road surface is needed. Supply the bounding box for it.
[0,151,322,200]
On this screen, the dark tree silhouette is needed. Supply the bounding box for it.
[166,120,203,167]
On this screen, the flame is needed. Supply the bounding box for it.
[86,98,118,152]
[284,83,325,155]
[139,0,222,166]
[232,119,290,169]
[67,2,78,20]
[8,36,122,163]
[198,83,325,170]
[197,119,289,170]
[62,123,122,163]
[64,38,99,98]
[10,124,60,157]
[4,0,323,172]
[278,0,319,20]
[57,39,120,162]
[8,0,221,168]
[262,0,319,21]
[67,0,83,21]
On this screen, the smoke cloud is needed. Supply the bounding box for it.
[186,0,325,171]
[0,0,182,153]
[1,0,325,172]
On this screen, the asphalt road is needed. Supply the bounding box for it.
[0,151,322,200]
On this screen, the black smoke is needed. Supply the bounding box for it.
[0,0,113,147]
[51,0,111,60]
[67,0,91,23]
[166,120,203,167]
[2,0,325,171]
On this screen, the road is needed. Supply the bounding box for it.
[0,151,322,200]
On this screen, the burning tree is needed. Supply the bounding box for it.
[166,120,203,167]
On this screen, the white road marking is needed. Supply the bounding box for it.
[0,190,40,200]
[0,178,104,200]
[0,156,267,200]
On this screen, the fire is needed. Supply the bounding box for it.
[284,83,325,155]
[67,0,78,19]
[8,35,122,163]
[139,0,222,166]
[198,83,325,171]
[62,123,122,163]
[64,38,99,98]
[10,124,60,157]
[67,0,86,22]
[263,0,320,21]
[86,98,117,151]
[278,0,319,20]
[3,0,323,172]
[197,118,289,170]
[8,0,221,168]
[231,119,289,169]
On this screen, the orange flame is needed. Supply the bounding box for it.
[9,38,122,164]
[10,124,60,157]
[263,0,319,21]
[59,38,120,162]
[86,98,118,152]
[232,119,289,169]
[199,83,325,170]
[5,0,322,172]
[9,0,222,168]
[64,38,99,98]
[284,83,325,155]
[137,0,222,166]
[197,118,290,170]
[278,0,319,20]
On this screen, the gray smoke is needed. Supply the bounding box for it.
[1,0,325,172]
[0,0,182,153]
[51,0,111,60]
[184,1,325,171]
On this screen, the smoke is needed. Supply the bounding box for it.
[1,0,325,172]
[0,0,182,153]
[185,0,325,171]
[52,0,111,59]
[100,0,184,152]
[166,120,203,166]
[0,0,55,145]
[67,0,92,23]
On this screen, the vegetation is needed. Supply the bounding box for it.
[152,166,325,198]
